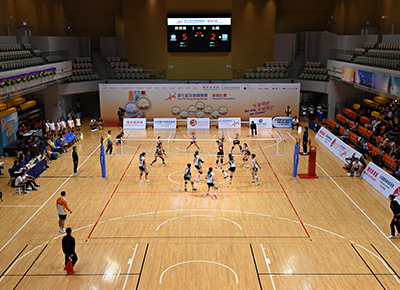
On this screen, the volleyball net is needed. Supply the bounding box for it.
[116,131,285,157]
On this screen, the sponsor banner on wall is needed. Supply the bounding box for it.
[315,126,362,162]
[187,118,210,129]
[218,117,241,129]
[153,118,176,129]
[249,117,272,129]
[123,118,146,130]
[390,76,400,97]
[341,67,355,83]
[355,70,389,92]
[99,83,300,123]
[272,116,293,128]
[362,162,400,199]
[0,112,18,148]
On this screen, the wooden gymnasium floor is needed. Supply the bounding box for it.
[1,123,400,289]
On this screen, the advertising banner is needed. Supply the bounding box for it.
[123,118,146,130]
[390,76,400,97]
[0,112,18,148]
[362,162,400,199]
[355,70,389,92]
[272,116,293,128]
[153,118,177,129]
[187,118,210,129]
[249,117,272,129]
[218,117,241,129]
[341,67,355,83]
[99,83,300,123]
[315,126,362,162]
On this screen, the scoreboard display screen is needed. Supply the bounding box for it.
[167,15,231,52]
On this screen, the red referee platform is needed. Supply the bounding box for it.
[298,140,318,179]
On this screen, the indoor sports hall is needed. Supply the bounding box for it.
[1,1,400,289]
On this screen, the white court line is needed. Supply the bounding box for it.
[0,205,41,207]
[159,260,239,284]
[156,215,243,231]
[1,208,399,286]
[0,144,101,254]
[260,244,276,290]
[286,131,400,254]
[168,132,172,143]
[122,244,138,290]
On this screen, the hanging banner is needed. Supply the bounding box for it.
[218,117,241,129]
[355,70,389,92]
[123,118,146,130]
[153,118,176,129]
[0,112,18,148]
[390,76,400,97]
[341,67,355,83]
[187,118,210,129]
[249,117,272,129]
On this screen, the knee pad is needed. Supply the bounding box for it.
[239,145,242,150]
[191,182,194,185]
[200,172,203,175]
[140,173,143,176]
[221,158,223,163]
[145,173,148,176]
[185,181,187,185]
[216,160,219,164]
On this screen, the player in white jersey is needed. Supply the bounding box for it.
[251,153,261,186]
[230,133,243,153]
[49,120,56,138]
[139,152,150,183]
[221,153,236,184]
[75,116,81,135]
[60,118,67,134]
[242,143,251,168]
[185,131,200,152]
[156,136,166,155]
[215,140,224,170]
[194,150,204,181]
[206,167,218,199]
[183,163,197,192]
[150,145,166,167]
[67,117,75,132]
[56,119,62,137]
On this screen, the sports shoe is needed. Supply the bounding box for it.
[347,173,352,177]
[24,191,29,194]
[193,188,197,191]
[35,185,40,187]
[185,188,187,192]
[242,162,245,165]
[213,194,217,199]
[185,149,187,152]
[145,180,150,183]
[256,182,260,186]
[396,233,400,237]
[74,172,78,175]
[215,166,218,170]
[224,175,228,179]
[162,162,166,165]
[207,192,209,196]
[59,228,65,234]
[150,164,153,167]
[139,180,144,183]
[31,188,38,191]
[246,165,249,168]
[229,181,231,185]
[388,235,395,239]
[251,180,256,183]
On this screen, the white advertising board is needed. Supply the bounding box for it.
[272,116,293,128]
[249,117,272,129]
[123,118,146,130]
[361,162,400,199]
[153,118,176,129]
[187,118,210,129]
[218,117,241,129]
[315,126,362,162]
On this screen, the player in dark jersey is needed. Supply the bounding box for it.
[231,133,243,153]
[185,131,200,152]
[215,140,224,170]
[194,150,204,181]
[221,153,236,185]
[150,145,166,167]
[183,163,197,192]
[206,167,218,199]
[242,143,251,168]
[139,152,150,183]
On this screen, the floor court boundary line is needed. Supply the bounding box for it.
[0,244,28,279]
[86,145,141,240]
[250,244,263,290]
[156,215,243,231]
[258,144,311,238]
[0,144,101,253]
[122,244,138,290]
[135,244,148,290]
[260,244,276,290]
[285,131,400,254]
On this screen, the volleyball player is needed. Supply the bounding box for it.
[242,143,251,168]
[185,132,200,152]
[150,144,166,167]
[183,163,197,192]
[75,116,81,135]
[105,130,113,155]
[194,150,204,181]
[157,136,166,155]
[222,153,236,185]
[139,152,150,183]
[60,118,67,134]
[56,119,62,137]
[67,117,75,133]
[231,133,242,153]
[251,153,261,186]
[206,167,218,199]
[49,120,56,138]
[215,139,224,170]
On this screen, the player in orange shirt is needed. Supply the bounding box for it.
[57,191,72,233]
